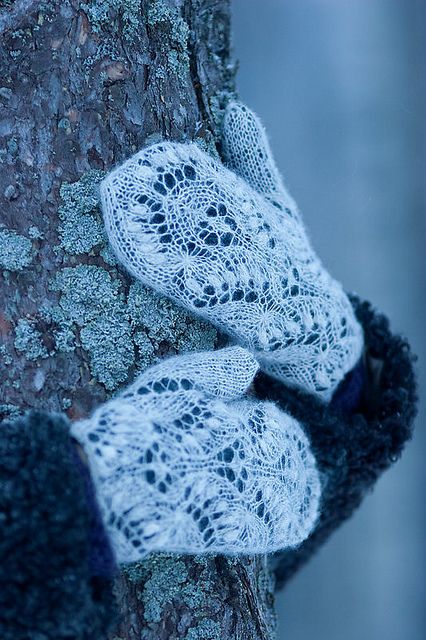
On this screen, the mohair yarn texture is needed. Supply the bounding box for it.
[0,411,116,640]
[0,297,416,639]
[257,295,418,590]
[71,346,321,561]
[100,102,363,401]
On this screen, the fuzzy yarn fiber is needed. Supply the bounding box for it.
[0,411,116,639]
[255,295,418,590]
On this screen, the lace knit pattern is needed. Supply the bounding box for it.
[100,103,363,400]
[71,347,320,561]
[222,102,297,209]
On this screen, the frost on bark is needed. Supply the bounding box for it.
[0,1,277,638]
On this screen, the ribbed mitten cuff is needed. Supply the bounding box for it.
[0,411,116,639]
[254,295,418,591]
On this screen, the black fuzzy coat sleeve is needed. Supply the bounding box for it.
[0,411,116,640]
[254,295,418,591]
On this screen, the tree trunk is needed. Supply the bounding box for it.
[0,1,277,637]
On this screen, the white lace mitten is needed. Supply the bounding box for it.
[71,347,320,562]
[100,102,363,400]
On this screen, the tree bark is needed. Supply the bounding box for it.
[0,1,277,637]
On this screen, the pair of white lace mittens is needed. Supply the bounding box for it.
[72,102,364,561]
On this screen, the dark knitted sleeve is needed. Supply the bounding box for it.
[254,295,418,591]
[0,411,116,640]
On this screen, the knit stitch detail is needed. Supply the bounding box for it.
[100,103,363,400]
[71,347,321,561]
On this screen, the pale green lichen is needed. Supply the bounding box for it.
[179,559,221,615]
[184,619,221,640]
[52,266,120,324]
[80,311,134,390]
[194,135,220,161]
[178,322,218,354]
[100,243,119,266]
[51,265,134,390]
[133,331,156,373]
[58,117,70,130]
[0,344,12,366]
[58,170,105,255]
[167,49,187,82]
[47,264,216,390]
[28,225,43,240]
[147,0,189,47]
[40,306,76,354]
[143,132,164,147]
[83,40,122,71]
[123,554,220,634]
[180,582,216,613]
[209,90,236,139]
[0,228,32,271]
[80,0,141,42]
[0,404,22,421]
[127,282,175,341]
[14,318,49,361]
[125,555,189,623]
[143,563,188,621]
[147,0,190,83]
[0,87,13,100]
[54,320,75,353]
[127,283,217,353]
[121,559,148,584]
[6,137,18,156]
[4,184,17,200]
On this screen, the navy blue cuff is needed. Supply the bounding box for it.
[71,444,117,579]
[330,358,366,415]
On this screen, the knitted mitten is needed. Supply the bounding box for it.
[71,346,321,562]
[100,102,363,400]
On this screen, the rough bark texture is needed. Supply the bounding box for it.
[0,1,277,638]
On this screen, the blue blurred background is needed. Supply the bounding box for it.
[232,1,426,639]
